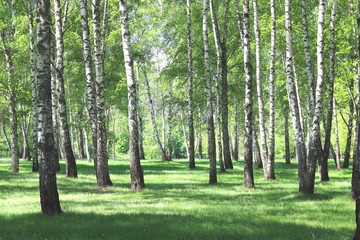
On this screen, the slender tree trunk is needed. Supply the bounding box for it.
[20,114,31,161]
[285,112,291,164]
[333,99,342,170]
[80,0,97,167]
[51,65,61,171]
[233,102,239,161]
[29,2,39,171]
[120,0,144,190]
[344,80,354,168]
[285,0,311,193]
[54,0,77,178]
[221,0,233,170]
[77,126,85,159]
[137,113,145,160]
[235,0,244,47]
[181,113,190,158]
[186,0,195,169]
[0,114,11,153]
[167,92,173,161]
[268,0,276,173]
[209,0,225,173]
[1,30,19,173]
[84,127,91,162]
[322,0,338,180]
[203,0,217,184]
[243,0,254,188]
[301,0,316,124]
[37,0,62,215]
[312,0,327,182]
[161,94,166,148]
[144,70,167,161]
[253,0,273,179]
[253,125,263,168]
[92,0,112,186]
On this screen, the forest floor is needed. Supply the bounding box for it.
[0,156,355,240]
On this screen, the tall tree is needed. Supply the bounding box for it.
[54,0,77,178]
[186,0,195,169]
[79,0,98,166]
[29,1,39,172]
[119,0,144,190]
[243,0,254,188]
[92,0,112,186]
[37,0,62,215]
[203,0,217,184]
[0,0,19,173]
[285,0,312,193]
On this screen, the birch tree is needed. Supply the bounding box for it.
[54,0,77,178]
[92,0,112,186]
[37,0,62,215]
[119,0,144,190]
[203,0,217,184]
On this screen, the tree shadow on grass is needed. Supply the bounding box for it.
[0,211,351,240]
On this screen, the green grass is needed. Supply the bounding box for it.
[0,157,355,240]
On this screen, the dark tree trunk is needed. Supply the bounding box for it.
[137,113,145,160]
[253,128,263,168]
[77,126,85,159]
[37,0,62,215]
[354,198,360,240]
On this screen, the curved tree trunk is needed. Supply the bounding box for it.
[54,0,77,178]
[92,0,112,187]
[120,0,145,190]
[243,0,254,188]
[37,0,62,215]
[203,0,217,184]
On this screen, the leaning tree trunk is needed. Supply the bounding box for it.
[186,0,195,169]
[137,113,145,160]
[143,71,167,161]
[243,0,254,188]
[268,0,276,174]
[37,0,62,215]
[54,0,77,178]
[119,0,144,190]
[333,99,342,170]
[285,0,311,194]
[0,114,11,153]
[312,0,327,182]
[29,1,39,171]
[1,31,19,173]
[92,0,112,187]
[203,0,217,184]
[80,0,98,167]
[253,0,273,179]
[322,0,338,180]
[209,0,225,173]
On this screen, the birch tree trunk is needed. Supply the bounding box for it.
[29,1,39,171]
[54,0,77,178]
[51,65,61,171]
[322,0,338,180]
[137,113,145,160]
[311,0,327,182]
[333,99,341,170]
[344,80,354,168]
[167,92,173,161]
[232,102,239,161]
[1,28,19,173]
[84,127,91,162]
[0,114,11,153]
[209,0,225,173]
[253,0,273,179]
[301,0,316,123]
[285,0,310,193]
[92,0,112,187]
[284,112,291,164]
[203,0,217,184]
[221,0,233,170]
[144,70,167,161]
[80,0,98,166]
[253,125,263,168]
[243,0,254,188]
[186,0,195,169]
[37,0,62,215]
[119,0,144,190]
[268,0,276,174]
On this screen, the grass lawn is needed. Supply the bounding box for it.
[0,156,355,240]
